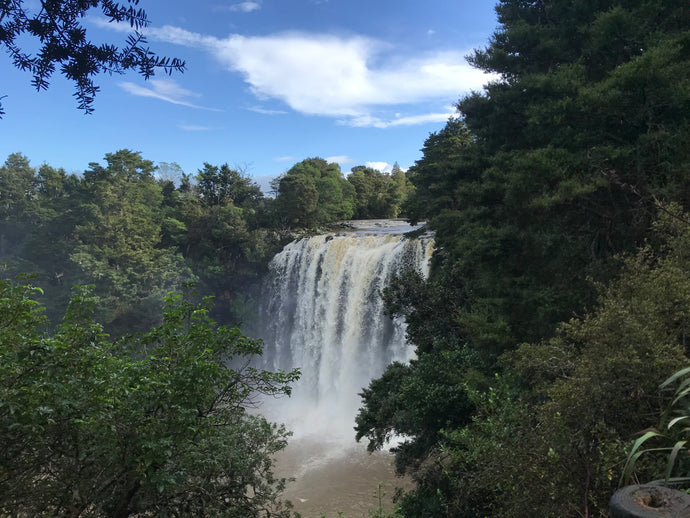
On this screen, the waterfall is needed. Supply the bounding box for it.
[259,220,433,443]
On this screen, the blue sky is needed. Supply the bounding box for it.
[1,0,499,192]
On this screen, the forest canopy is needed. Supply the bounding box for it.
[0,150,411,331]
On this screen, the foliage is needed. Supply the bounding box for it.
[317,483,404,518]
[176,162,283,322]
[1,154,81,318]
[622,365,690,487]
[0,153,36,257]
[355,347,480,475]
[68,150,194,331]
[0,279,299,517]
[273,158,355,228]
[358,1,690,516]
[365,206,688,517]
[271,158,414,227]
[1,148,415,330]
[405,377,540,518]
[368,482,405,518]
[617,209,690,487]
[196,163,263,209]
[401,0,690,355]
[494,210,690,515]
[4,148,414,330]
[0,0,185,116]
[274,171,320,227]
[0,150,289,330]
[388,163,414,218]
[347,165,411,219]
[403,118,476,225]
[382,265,473,356]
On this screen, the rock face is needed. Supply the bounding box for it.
[609,485,690,518]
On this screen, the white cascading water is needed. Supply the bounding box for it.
[259,220,434,444]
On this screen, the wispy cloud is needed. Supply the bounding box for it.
[214,1,261,13]
[248,106,288,115]
[99,21,495,126]
[274,156,296,162]
[178,124,215,131]
[231,2,261,12]
[118,79,221,111]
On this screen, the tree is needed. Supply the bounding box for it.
[0,280,300,517]
[387,162,413,218]
[0,150,284,330]
[402,118,477,225]
[0,153,36,257]
[196,163,263,209]
[347,166,394,219]
[0,0,185,117]
[475,206,690,516]
[274,172,319,227]
[70,149,193,330]
[355,348,477,475]
[159,162,282,324]
[273,158,354,228]
[391,0,690,356]
[365,207,690,518]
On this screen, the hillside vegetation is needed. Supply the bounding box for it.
[356,1,690,516]
[0,152,411,332]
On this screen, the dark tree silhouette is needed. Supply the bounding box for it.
[0,0,185,117]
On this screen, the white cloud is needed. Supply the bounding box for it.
[345,110,457,128]
[325,155,354,165]
[208,33,380,117]
[365,161,390,172]
[99,21,496,125]
[118,79,221,111]
[274,156,296,162]
[205,34,492,120]
[92,19,216,47]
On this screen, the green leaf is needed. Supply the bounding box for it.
[620,430,663,485]
[665,440,687,480]
[661,366,690,390]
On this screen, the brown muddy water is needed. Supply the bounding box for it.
[274,439,412,518]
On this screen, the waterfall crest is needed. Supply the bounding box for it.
[259,220,433,442]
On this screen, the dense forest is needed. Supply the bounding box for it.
[355,0,690,516]
[2,0,690,516]
[0,152,412,332]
